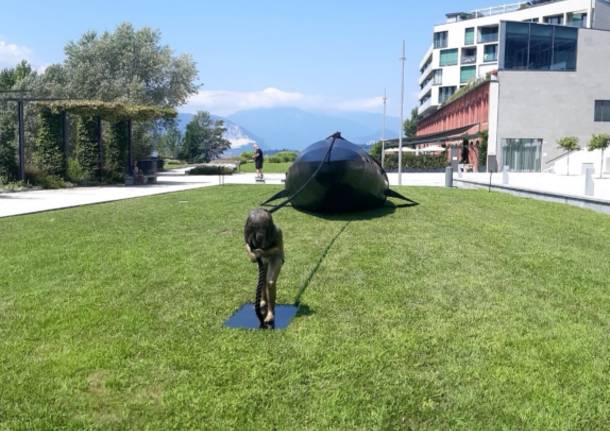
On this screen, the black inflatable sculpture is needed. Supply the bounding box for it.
[263,132,415,213]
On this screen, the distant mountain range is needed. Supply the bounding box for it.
[177,107,400,154]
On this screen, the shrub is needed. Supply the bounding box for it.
[187,164,235,175]
[76,116,100,180]
[267,155,282,163]
[34,108,66,178]
[25,165,66,189]
[383,153,447,171]
[272,151,298,162]
[240,151,253,163]
[66,158,86,184]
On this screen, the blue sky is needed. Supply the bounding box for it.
[1,0,497,116]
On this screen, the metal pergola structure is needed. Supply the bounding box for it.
[0,91,143,181]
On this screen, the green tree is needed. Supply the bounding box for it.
[58,23,198,106]
[34,108,65,177]
[158,123,183,159]
[557,136,580,175]
[0,61,36,182]
[588,133,610,178]
[403,107,419,138]
[181,112,230,163]
[369,141,383,162]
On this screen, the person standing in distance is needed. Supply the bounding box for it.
[253,144,264,181]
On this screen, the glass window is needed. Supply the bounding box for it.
[434,31,448,49]
[595,100,610,122]
[552,26,577,71]
[432,69,443,85]
[439,48,458,66]
[461,47,477,64]
[483,44,498,62]
[460,66,476,83]
[439,86,456,104]
[568,12,587,27]
[544,14,564,25]
[504,22,529,70]
[529,24,553,70]
[501,139,542,172]
[465,28,475,45]
[523,18,539,23]
[479,26,499,43]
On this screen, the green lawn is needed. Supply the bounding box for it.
[239,161,292,174]
[1,186,609,430]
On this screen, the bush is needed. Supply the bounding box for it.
[25,165,66,189]
[383,153,447,171]
[187,164,235,175]
[272,151,298,162]
[66,158,87,184]
[267,156,282,163]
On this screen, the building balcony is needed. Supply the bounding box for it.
[445,0,564,23]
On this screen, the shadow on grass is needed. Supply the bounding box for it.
[296,303,315,317]
[294,200,418,222]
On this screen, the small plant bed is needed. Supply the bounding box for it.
[187,164,235,175]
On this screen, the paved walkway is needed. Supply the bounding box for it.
[457,172,610,202]
[0,171,445,218]
[7,170,607,218]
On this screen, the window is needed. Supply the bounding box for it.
[479,26,499,43]
[504,22,529,70]
[523,18,539,23]
[465,28,475,45]
[434,31,448,49]
[483,44,498,62]
[501,138,542,172]
[567,12,587,27]
[544,14,564,25]
[432,69,443,85]
[420,54,432,74]
[419,90,431,106]
[460,66,476,83]
[439,86,457,104]
[501,22,578,72]
[439,48,458,66]
[461,47,477,64]
[552,26,578,71]
[528,24,553,70]
[595,100,610,122]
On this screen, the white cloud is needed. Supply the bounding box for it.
[0,39,32,68]
[184,87,384,116]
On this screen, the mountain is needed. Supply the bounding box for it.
[227,107,399,150]
[176,113,263,156]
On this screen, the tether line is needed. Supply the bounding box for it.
[293,220,351,306]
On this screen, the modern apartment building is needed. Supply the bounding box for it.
[413,0,610,173]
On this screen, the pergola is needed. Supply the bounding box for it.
[0,91,176,181]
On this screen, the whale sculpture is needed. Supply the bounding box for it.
[262,132,415,213]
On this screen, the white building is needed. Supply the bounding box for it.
[412,0,610,174]
[418,0,610,116]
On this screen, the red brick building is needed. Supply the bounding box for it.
[414,80,490,171]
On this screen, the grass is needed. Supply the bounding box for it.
[1,185,609,430]
[239,161,292,174]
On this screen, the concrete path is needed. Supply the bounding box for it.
[457,172,610,202]
[0,171,444,218]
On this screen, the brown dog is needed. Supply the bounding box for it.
[244,208,284,325]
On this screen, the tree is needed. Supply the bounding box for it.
[158,123,183,159]
[369,141,383,162]
[59,23,198,106]
[0,61,37,182]
[403,107,419,138]
[181,112,231,163]
[557,136,580,175]
[588,133,610,178]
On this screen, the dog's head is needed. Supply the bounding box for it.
[244,208,277,250]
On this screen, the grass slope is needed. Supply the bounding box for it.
[1,186,609,430]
